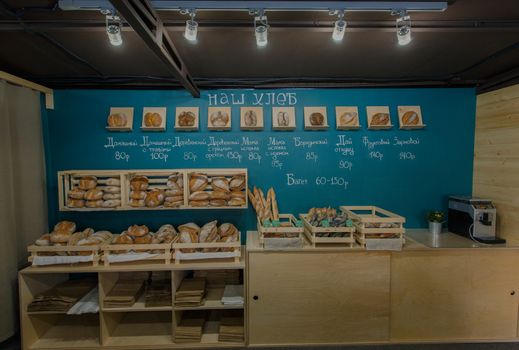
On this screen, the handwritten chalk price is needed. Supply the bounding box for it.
[150,152,169,162]
[183,152,197,162]
[399,151,416,160]
[338,160,353,171]
[369,151,384,160]
[226,152,243,163]
[315,176,349,190]
[114,151,130,162]
[306,152,319,162]
[272,159,283,169]
[248,152,262,164]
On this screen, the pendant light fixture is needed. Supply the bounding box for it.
[102,9,123,46]
[252,9,269,47]
[393,9,412,46]
[181,8,198,42]
[331,9,346,42]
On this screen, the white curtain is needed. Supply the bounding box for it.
[0,81,48,341]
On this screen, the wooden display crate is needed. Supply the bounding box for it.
[58,170,125,211]
[124,170,186,210]
[27,244,101,266]
[186,168,248,209]
[257,214,304,248]
[101,238,173,266]
[299,214,356,248]
[172,236,242,264]
[340,206,405,247]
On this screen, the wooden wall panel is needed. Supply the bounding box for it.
[474,84,519,244]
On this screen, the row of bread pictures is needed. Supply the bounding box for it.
[106,105,425,132]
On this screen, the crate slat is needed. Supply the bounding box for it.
[299,214,355,248]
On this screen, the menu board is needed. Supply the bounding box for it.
[43,88,476,233]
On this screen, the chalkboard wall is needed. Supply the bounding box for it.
[42,88,476,239]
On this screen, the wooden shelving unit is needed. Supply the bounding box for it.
[19,259,246,350]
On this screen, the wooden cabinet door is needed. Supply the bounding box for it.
[248,252,390,345]
[391,250,519,341]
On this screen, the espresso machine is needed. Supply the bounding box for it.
[448,196,505,244]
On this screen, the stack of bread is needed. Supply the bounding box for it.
[177,221,239,253]
[67,176,122,209]
[188,173,246,208]
[248,186,280,223]
[164,173,184,208]
[33,221,112,256]
[110,224,178,253]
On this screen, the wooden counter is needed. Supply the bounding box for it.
[246,230,519,346]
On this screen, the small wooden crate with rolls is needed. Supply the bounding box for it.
[100,224,178,266]
[340,206,405,249]
[58,170,124,211]
[186,169,247,209]
[125,170,185,209]
[299,207,356,248]
[172,221,241,264]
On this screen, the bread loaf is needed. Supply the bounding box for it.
[129,199,145,207]
[189,200,209,207]
[211,177,230,192]
[164,200,183,208]
[200,221,218,242]
[189,174,208,192]
[128,225,149,237]
[165,189,183,197]
[145,189,165,207]
[68,188,86,199]
[210,199,226,207]
[105,178,121,186]
[189,191,210,201]
[371,113,390,126]
[103,193,121,200]
[78,176,97,190]
[130,176,149,191]
[67,198,85,208]
[85,200,103,208]
[102,199,121,208]
[107,113,127,127]
[112,233,133,245]
[54,221,76,234]
[228,197,246,206]
[229,175,246,191]
[35,234,51,246]
[144,112,162,127]
[85,188,103,201]
[101,186,120,194]
[402,111,419,125]
[165,195,184,203]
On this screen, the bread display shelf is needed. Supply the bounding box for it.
[27,244,101,267]
[299,214,356,247]
[172,240,242,265]
[58,168,248,211]
[186,169,248,209]
[101,240,173,266]
[125,170,185,210]
[257,214,305,248]
[340,206,405,247]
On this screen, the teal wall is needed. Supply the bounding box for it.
[41,88,476,238]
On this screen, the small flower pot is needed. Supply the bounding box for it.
[429,221,442,235]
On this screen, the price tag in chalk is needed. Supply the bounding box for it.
[262,219,272,227]
[271,220,281,227]
[321,220,330,227]
[346,219,354,227]
[295,220,303,227]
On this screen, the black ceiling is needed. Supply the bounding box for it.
[0,0,518,93]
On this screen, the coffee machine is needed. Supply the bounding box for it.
[448,196,505,244]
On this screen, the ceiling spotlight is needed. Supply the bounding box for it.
[252,9,269,47]
[393,9,412,46]
[102,9,123,46]
[331,10,346,42]
[181,8,198,42]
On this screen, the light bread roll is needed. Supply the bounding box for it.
[78,176,97,190]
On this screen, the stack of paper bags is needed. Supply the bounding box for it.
[28,279,97,312]
[175,311,206,343]
[104,279,145,308]
[175,278,206,307]
[145,279,171,307]
[221,285,244,306]
[218,310,244,343]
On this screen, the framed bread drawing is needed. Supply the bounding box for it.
[141,107,166,131]
[336,106,360,130]
[208,107,232,131]
[106,107,133,131]
[272,106,296,130]
[366,106,392,129]
[398,105,425,129]
[304,106,328,130]
[240,107,264,130]
[175,107,199,131]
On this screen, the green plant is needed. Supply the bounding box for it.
[427,211,445,223]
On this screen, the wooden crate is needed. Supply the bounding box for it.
[186,168,248,209]
[58,170,125,211]
[299,214,356,247]
[257,214,304,247]
[124,170,186,210]
[101,238,173,266]
[340,206,405,247]
[27,244,101,266]
[172,236,241,264]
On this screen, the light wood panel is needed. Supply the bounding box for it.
[248,251,390,345]
[474,84,519,244]
[390,250,519,341]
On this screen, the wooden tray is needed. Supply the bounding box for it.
[58,170,124,211]
[299,214,356,248]
[186,168,248,209]
[27,244,101,266]
[340,206,405,247]
[101,237,173,266]
[257,214,304,246]
[172,236,241,264]
[125,170,186,210]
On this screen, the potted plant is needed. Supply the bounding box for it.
[427,211,445,235]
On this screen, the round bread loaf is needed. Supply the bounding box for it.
[85,188,103,201]
[78,176,97,190]
[128,224,149,237]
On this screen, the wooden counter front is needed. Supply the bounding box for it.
[247,230,519,346]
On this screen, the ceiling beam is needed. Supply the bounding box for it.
[478,66,519,93]
[109,0,200,97]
